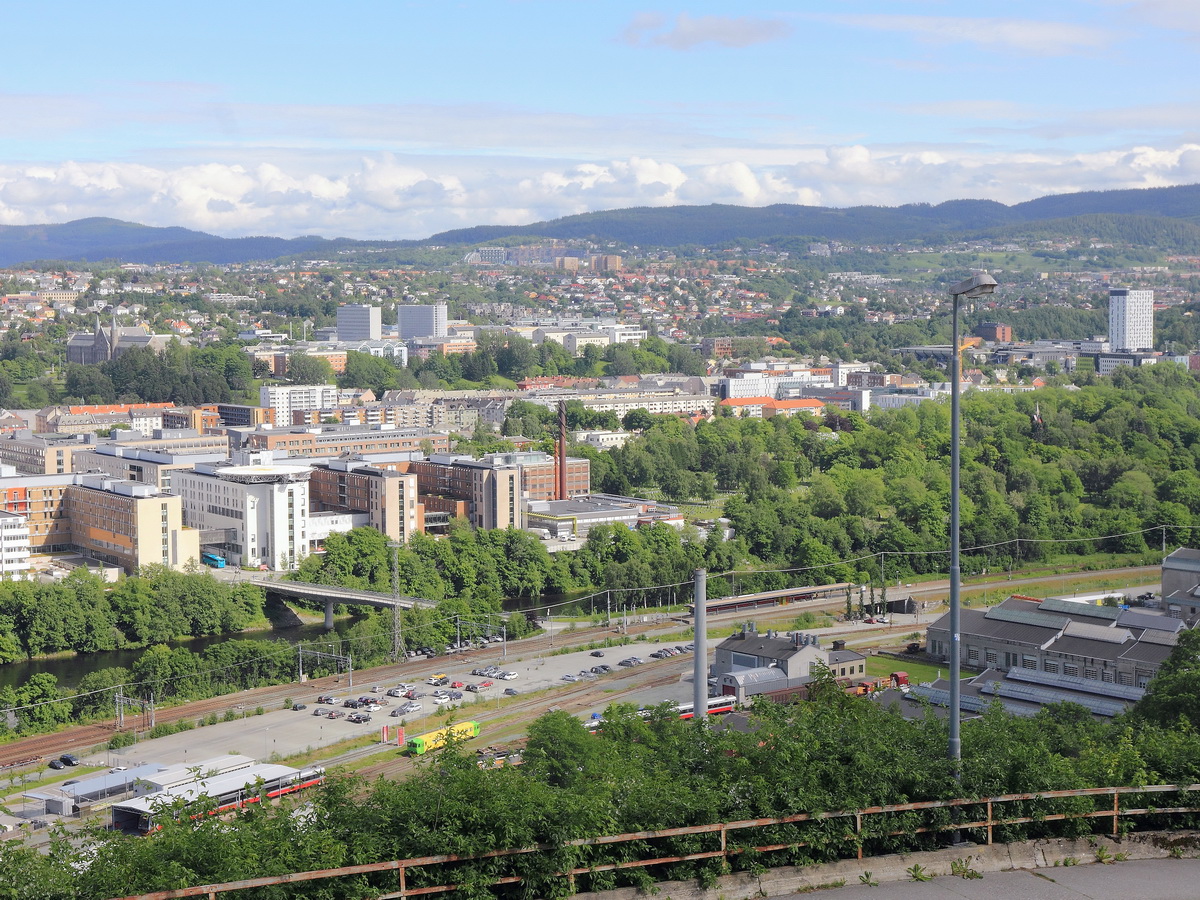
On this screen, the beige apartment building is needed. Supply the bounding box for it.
[0,433,95,475]
[0,472,198,572]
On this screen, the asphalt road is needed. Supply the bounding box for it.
[779,858,1200,899]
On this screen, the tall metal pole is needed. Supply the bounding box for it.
[693,569,708,719]
[391,542,403,663]
[948,290,963,775]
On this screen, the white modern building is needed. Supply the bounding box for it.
[1109,289,1154,353]
[0,511,30,578]
[259,384,339,426]
[174,452,312,570]
[397,303,447,339]
[337,304,382,342]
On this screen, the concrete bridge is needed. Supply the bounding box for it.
[244,576,434,629]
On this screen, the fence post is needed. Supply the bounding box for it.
[986,800,993,845]
[399,863,406,900]
[855,813,863,860]
[1112,791,1120,837]
[720,821,728,864]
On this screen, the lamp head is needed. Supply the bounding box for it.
[949,272,998,299]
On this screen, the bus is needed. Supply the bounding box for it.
[201,551,226,568]
[405,721,481,755]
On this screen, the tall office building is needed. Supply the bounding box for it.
[337,304,382,341]
[1109,289,1154,352]
[397,303,447,339]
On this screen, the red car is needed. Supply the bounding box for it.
[479,680,494,689]
[450,681,465,689]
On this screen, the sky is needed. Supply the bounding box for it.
[1,0,1198,241]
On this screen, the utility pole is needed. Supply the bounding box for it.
[693,570,707,720]
[390,542,404,662]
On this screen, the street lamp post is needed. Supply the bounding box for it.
[947,272,998,780]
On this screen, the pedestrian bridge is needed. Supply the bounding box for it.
[245,577,434,629]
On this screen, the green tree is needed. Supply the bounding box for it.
[285,353,334,385]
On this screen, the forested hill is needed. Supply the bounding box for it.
[0,218,406,267]
[2,182,1199,265]
[430,184,1200,250]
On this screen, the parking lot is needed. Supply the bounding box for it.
[75,638,711,770]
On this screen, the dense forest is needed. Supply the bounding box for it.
[5,634,1200,897]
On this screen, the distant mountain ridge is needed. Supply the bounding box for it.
[1,183,1198,267]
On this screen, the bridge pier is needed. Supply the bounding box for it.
[324,599,335,630]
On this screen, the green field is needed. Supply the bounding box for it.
[864,656,980,685]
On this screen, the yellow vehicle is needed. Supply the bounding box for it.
[405,721,481,755]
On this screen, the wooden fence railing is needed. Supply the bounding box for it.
[111,782,1200,900]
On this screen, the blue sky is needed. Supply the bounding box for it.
[1,1,1197,239]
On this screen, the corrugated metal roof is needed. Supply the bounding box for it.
[984,606,1065,629]
[1136,629,1180,646]
[1062,620,1130,643]
[1040,598,1121,620]
[1117,610,1183,633]
[723,667,787,686]
[1003,666,1145,702]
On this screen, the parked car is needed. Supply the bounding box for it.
[562,673,578,682]
[327,710,345,719]
[448,690,463,700]
[503,688,519,697]
[316,695,335,704]
[347,712,372,724]
[48,759,65,770]
[499,671,517,680]
[450,681,465,689]
[292,703,307,711]
[432,695,451,705]
[427,674,448,685]
[312,707,327,716]
[590,650,605,657]
[59,753,80,766]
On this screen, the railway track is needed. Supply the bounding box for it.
[3,562,1150,773]
[355,667,683,781]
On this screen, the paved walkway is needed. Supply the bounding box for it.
[773,858,1200,899]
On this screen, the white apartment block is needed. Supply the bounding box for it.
[174,456,312,571]
[0,511,30,578]
[1109,289,1154,353]
[259,384,339,425]
[563,332,611,356]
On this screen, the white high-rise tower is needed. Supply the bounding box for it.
[1108,289,1154,352]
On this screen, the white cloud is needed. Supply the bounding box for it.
[821,14,1115,56]
[620,12,791,50]
[1,142,1199,239]
[1093,0,1200,36]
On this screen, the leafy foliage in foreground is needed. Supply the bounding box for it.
[10,687,1200,898]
